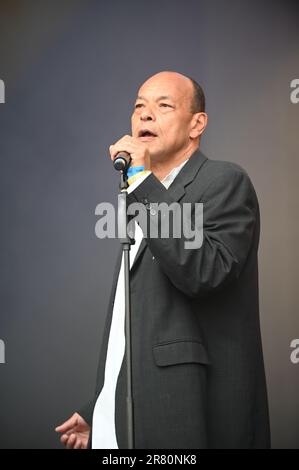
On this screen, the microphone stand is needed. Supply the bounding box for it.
[117,168,135,449]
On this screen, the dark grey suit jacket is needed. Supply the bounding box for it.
[80,149,270,449]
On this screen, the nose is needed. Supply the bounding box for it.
[140,106,155,122]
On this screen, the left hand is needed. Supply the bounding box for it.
[55,412,90,449]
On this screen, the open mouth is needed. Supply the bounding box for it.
[138,129,158,139]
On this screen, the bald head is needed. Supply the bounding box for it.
[140,71,205,114]
[143,71,192,90]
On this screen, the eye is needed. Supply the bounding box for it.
[159,103,171,107]
[134,103,144,109]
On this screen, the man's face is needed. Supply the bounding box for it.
[131,73,195,160]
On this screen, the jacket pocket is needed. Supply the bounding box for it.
[153,340,210,367]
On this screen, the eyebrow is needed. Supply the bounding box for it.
[136,95,174,101]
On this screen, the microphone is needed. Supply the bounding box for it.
[113,151,131,171]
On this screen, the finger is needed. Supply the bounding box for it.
[109,145,116,160]
[77,435,89,449]
[109,138,137,160]
[66,433,77,449]
[110,144,131,160]
[55,414,78,433]
[73,439,82,449]
[60,434,69,445]
[81,440,88,449]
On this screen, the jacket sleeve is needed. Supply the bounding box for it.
[127,167,259,298]
[77,399,95,427]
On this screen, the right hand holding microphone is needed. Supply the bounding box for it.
[109,135,151,170]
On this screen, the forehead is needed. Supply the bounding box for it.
[137,76,192,103]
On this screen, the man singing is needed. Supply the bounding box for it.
[56,71,270,449]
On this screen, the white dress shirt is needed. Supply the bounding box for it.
[92,159,188,448]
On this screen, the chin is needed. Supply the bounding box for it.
[149,149,166,161]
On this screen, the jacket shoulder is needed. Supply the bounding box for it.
[200,156,255,188]
[202,157,250,180]
[193,155,259,208]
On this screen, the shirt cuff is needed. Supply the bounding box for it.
[127,171,152,194]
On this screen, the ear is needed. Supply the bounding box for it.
[189,112,208,139]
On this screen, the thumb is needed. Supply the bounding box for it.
[55,413,79,433]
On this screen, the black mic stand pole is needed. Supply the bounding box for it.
[117,168,135,449]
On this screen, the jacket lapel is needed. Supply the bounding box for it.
[130,149,208,270]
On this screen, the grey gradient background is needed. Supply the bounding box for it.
[0,0,298,448]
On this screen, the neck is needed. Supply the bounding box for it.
[150,144,198,181]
